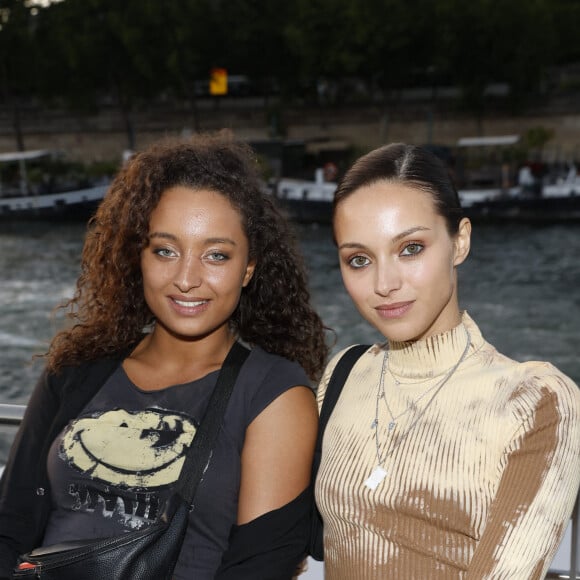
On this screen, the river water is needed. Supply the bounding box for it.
[1,220,579,462]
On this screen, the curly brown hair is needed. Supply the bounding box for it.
[47,132,329,381]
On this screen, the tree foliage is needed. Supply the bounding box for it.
[0,0,579,149]
[0,0,43,149]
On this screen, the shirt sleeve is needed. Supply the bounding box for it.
[245,350,311,426]
[466,370,580,579]
[0,368,60,576]
[214,488,311,580]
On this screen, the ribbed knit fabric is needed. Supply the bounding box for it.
[315,312,580,579]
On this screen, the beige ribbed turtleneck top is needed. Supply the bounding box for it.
[315,312,580,579]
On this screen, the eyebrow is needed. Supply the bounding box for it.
[338,226,431,250]
[148,232,238,245]
[148,232,177,242]
[392,226,431,242]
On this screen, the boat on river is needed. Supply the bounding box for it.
[0,150,109,220]
[459,163,580,223]
[271,171,580,224]
[270,134,580,224]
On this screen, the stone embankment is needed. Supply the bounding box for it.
[1,96,579,165]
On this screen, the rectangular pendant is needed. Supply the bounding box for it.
[364,465,387,490]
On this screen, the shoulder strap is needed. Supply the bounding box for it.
[177,342,250,505]
[318,344,369,435]
[308,344,369,561]
[313,344,369,477]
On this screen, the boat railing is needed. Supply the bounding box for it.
[0,403,578,578]
[0,403,25,426]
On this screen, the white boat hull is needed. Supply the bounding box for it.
[0,184,108,220]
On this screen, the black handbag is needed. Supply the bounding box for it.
[308,344,368,561]
[13,342,250,580]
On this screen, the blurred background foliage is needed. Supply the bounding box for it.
[1,0,580,151]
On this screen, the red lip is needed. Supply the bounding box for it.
[375,301,414,319]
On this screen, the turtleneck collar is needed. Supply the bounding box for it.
[384,312,483,381]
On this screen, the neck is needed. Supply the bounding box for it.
[386,313,479,381]
[132,325,237,370]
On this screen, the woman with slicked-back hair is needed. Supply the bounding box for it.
[313,142,580,579]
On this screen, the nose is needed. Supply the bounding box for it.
[173,255,202,293]
[374,261,402,297]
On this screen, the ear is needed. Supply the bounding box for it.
[242,259,256,287]
[453,218,471,266]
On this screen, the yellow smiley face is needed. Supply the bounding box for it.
[61,409,197,488]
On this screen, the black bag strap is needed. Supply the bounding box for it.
[313,344,369,475]
[308,343,369,561]
[176,341,250,506]
[318,344,369,435]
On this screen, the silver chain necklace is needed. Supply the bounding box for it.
[364,326,471,491]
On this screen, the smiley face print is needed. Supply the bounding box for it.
[60,409,197,488]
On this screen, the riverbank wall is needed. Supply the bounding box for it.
[1,97,580,166]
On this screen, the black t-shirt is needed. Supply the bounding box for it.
[43,346,310,579]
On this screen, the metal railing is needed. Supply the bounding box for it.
[0,403,25,426]
[0,403,578,578]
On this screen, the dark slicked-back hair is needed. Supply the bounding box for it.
[47,132,328,381]
[333,143,464,235]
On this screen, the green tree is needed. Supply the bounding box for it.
[355,0,439,93]
[154,0,217,131]
[524,125,554,154]
[0,0,40,150]
[285,0,366,102]
[437,0,499,130]
[437,0,555,127]
[35,0,167,150]
[216,0,295,99]
[489,0,555,112]
[551,0,580,65]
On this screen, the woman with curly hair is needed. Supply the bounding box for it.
[0,132,329,579]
